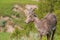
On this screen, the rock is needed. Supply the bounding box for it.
[24,5,38,17]
[11,15,19,19]
[13,4,24,13]
[25,4,38,10]
[5,25,15,33]
[12,4,38,13]
[2,16,10,21]
[5,19,23,33]
[5,19,15,33]
[12,4,38,17]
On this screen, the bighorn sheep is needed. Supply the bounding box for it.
[25,9,57,40]
[12,4,57,40]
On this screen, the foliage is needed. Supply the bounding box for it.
[0,32,10,40]
[10,27,21,40]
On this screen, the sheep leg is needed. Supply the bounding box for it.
[51,29,56,40]
[47,34,51,40]
[40,34,42,40]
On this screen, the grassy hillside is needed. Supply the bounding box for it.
[0,0,60,40]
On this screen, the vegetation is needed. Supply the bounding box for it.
[0,0,60,40]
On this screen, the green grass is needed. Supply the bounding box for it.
[0,32,60,40]
[0,32,10,40]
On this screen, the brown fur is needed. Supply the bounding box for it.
[25,12,57,40]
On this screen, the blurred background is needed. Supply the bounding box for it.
[0,0,60,40]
